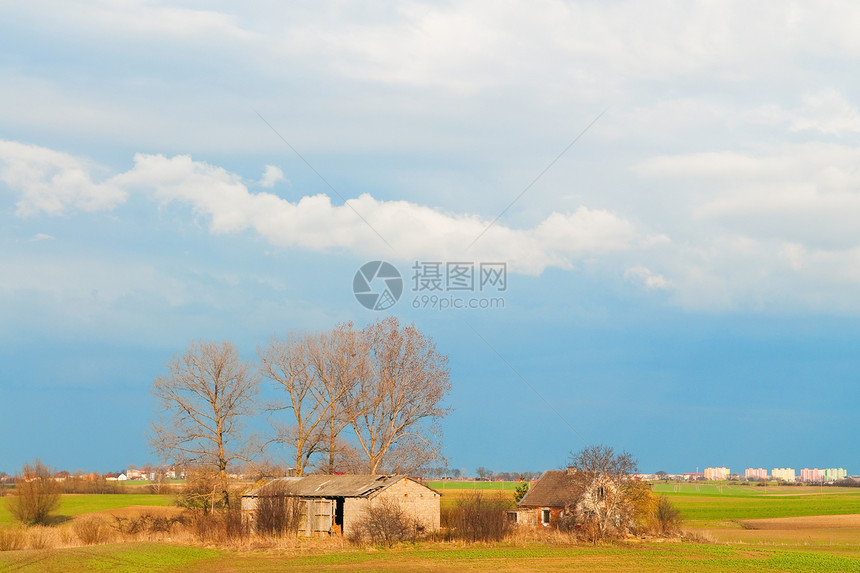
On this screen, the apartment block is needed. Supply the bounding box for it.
[704,467,730,481]
[745,468,768,480]
[771,467,796,482]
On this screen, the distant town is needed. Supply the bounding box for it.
[637,467,851,483]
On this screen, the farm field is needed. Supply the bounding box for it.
[3,541,860,572]
[425,480,523,491]
[4,484,860,571]
[655,485,860,525]
[0,494,174,524]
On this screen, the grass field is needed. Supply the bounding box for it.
[426,480,523,491]
[3,541,860,572]
[654,485,860,525]
[3,483,860,571]
[0,494,174,524]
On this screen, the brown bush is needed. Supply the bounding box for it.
[0,527,26,551]
[188,506,249,544]
[447,491,511,542]
[255,484,302,536]
[8,460,61,526]
[350,498,418,546]
[73,517,114,545]
[25,526,55,550]
[654,496,682,534]
[112,512,186,538]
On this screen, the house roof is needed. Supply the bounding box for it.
[242,474,434,499]
[518,469,593,508]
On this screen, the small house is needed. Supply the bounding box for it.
[508,468,622,531]
[241,474,440,538]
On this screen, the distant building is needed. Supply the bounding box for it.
[772,468,796,482]
[745,468,768,480]
[704,467,730,481]
[823,468,847,482]
[800,468,822,482]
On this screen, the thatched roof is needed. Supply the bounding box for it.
[242,474,435,499]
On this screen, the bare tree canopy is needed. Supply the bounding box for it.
[259,332,325,477]
[347,317,451,474]
[152,340,258,505]
[568,445,638,479]
[307,322,366,474]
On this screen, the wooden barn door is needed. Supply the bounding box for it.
[311,499,334,534]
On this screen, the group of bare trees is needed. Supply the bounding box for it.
[152,317,451,505]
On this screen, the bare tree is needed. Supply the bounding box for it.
[346,317,451,474]
[568,445,638,480]
[9,459,61,525]
[152,340,258,506]
[307,322,366,474]
[259,333,325,477]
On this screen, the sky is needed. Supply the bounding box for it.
[1,1,859,476]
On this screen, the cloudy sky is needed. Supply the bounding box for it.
[2,1,859,475]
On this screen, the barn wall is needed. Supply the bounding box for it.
[343,479,440,539]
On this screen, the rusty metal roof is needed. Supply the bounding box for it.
[242,474,435,499]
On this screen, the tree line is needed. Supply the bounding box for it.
[151,317,451,506]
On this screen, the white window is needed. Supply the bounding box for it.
[541,509,550,525]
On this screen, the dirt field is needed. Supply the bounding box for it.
[695,513,860,546]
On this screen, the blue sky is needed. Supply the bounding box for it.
[2,1,859,476]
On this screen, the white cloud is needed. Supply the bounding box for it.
[625,266,669,290]
[636,142,860,250]
[30,233,54,241]
[111,153,647,275]
[0,142,656,276]
[0,140,126,216]
[754,89,860,136]
[259,165,284,188]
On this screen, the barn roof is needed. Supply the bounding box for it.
[242,474,435,499]
[518,469,594,508]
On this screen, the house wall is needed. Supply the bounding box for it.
[343,479,440,539]
[515,506,563,528]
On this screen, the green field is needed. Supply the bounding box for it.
[426,480,523,491]
[654,485,860,524]
[3,483,860,571]
[0,494,174,524]
[2,541,860,572]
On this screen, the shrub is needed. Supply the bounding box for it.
[25,526,54,550]
[255,484,302,536]
[112,512,186,538]
[8,460,61,526]
[73,517,113,545]
[351,498,417,546]
[654,496,682,534]
[188,506,249,544]
[0,527,26,551]
[176,470,221,514]
[447,492,511,542]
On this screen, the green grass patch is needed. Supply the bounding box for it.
[0,542,219,572]
[3,540,860,572]
[426,480,523,491]
[221,543,860,572]
[0,494,174,524]
[656,490,860,523]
